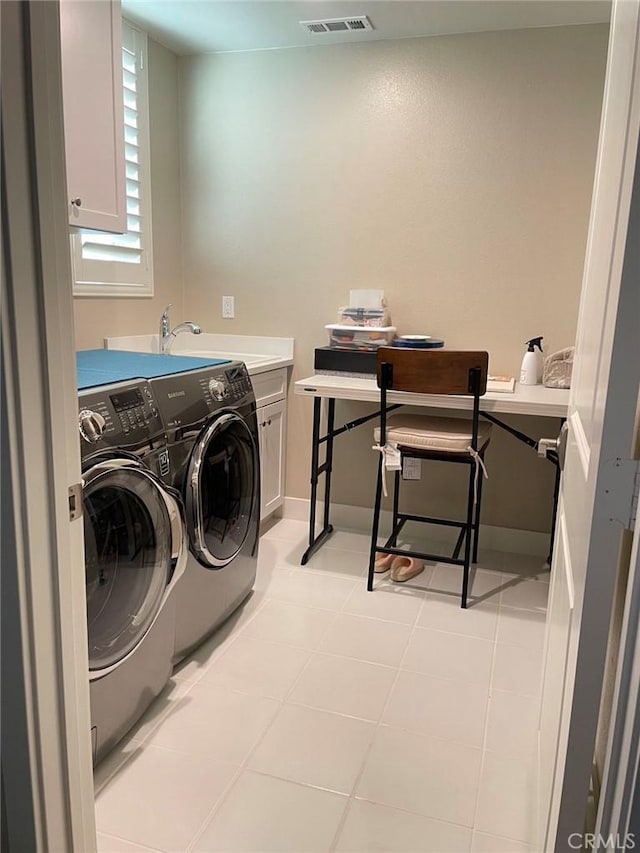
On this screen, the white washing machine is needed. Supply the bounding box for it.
[78,379,186,764]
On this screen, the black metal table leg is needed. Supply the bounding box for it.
[301,397,335,564]
[546,456,562,570]
[482,409,564,572]
[322,399,336,531]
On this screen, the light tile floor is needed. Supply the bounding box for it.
[94,519,550,853]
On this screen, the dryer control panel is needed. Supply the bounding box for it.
[150,362,254,430]
[200,363,252,407]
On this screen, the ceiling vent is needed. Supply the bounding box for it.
[300,15,374,35]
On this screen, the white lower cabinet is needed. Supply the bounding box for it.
[252,368,288,521]
[257,398,286,520]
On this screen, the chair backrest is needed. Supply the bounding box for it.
[376,349,489,396]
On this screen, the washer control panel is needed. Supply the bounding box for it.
[78,380,163,451]
[110,386,151,435]
[78,409,106,443]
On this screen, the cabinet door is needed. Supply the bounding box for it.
[60,0,126,232]
[258,399,286,521]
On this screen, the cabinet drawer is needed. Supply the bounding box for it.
[251,368,287,408]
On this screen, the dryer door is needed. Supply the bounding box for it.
[83,459,179,675]
[187,411,258,569]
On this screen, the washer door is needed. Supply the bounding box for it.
[83,460,177,673]
[187,411,257,568]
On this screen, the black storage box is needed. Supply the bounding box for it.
[314,346,378,375]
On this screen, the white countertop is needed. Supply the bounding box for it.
[295,373,569,417]
[105,333,294,377]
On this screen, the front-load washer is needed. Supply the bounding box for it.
[150,362,260,663]
[78,379,186,764]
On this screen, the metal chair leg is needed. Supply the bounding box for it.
[390,470,401,546]
[461,463,476,609]
[472,463,484,563]
[367,457,385,591]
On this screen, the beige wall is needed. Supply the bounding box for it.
[73,37,183,349]
[178,24,607,533]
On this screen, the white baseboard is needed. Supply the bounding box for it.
[283,496,550,557]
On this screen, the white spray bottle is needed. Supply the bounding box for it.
[520,337,544,386]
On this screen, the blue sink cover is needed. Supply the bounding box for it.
[77,349,231,390]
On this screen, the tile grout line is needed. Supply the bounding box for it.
[94,677,199,795]
[183,638,300,849]
[182,596,324,849]
[96,829,163,853]
[470,626,501,835]
[186,605,354,850]
[171,590,273,689]
[327,582,426,852]
[199,660,504,750]
[93,741,140,798]
[201,628,404,673]
[258,581,427,628]
[186,604,347,850]
[184,760,247,852]
[327,652,407,853]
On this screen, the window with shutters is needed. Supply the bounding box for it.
[71,22,153,297]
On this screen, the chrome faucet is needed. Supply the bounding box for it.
[159,304,202,354]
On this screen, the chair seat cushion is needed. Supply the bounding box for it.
[374,414,492,453]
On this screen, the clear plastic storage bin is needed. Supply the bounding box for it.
[326,324,396,351]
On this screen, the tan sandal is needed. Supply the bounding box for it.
[374,552,395,573]
[390,556,424,583]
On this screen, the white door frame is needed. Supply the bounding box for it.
[595,136,640,835]
[538,1,640,846]
[1,2,96,850]
[596,518,640,846]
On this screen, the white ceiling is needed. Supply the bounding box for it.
[121,0,611,56]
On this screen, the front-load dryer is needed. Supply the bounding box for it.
[78,379,186,764]
[150,362,260,663]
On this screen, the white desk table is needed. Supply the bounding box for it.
[294,373,569,564]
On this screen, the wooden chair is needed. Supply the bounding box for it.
[367,349,492,608]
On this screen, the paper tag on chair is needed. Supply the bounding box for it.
[383,443,402,471]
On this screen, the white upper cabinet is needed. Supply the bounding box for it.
[60,0,126,233]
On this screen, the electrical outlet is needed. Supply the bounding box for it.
[402,458,422,480]
[222,296,235,319]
